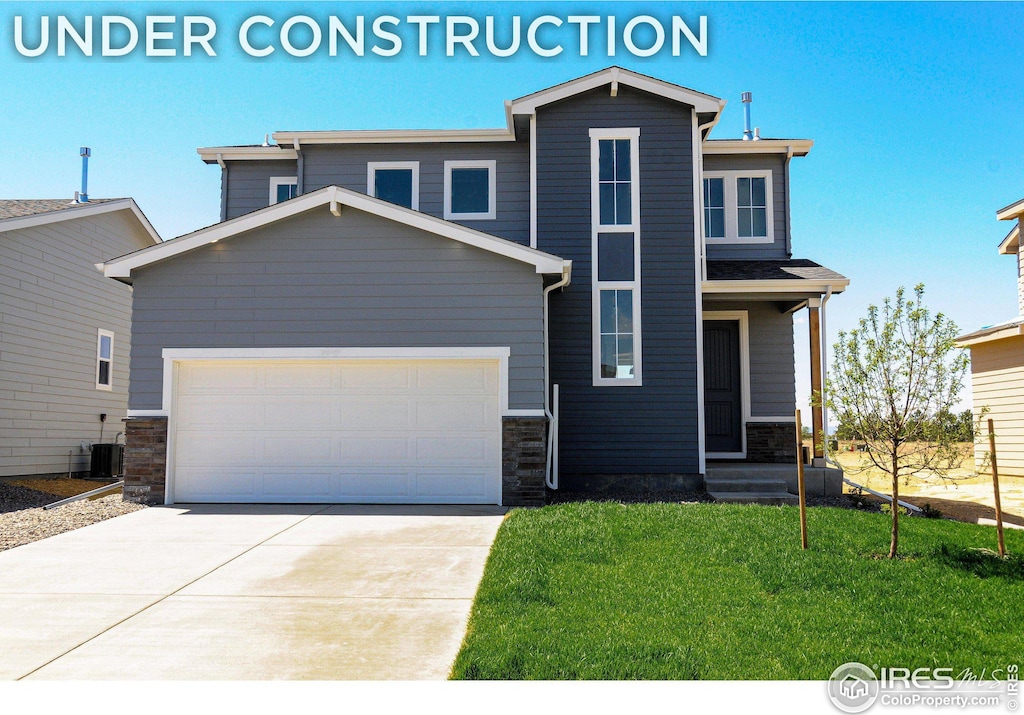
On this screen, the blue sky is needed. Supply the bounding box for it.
[1,1,1021,417]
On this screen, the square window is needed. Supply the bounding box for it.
[451,168,489,214]
[269,177,298,205]
[597,233,635,282]
[444,161,496,220]
[368,162,418,210]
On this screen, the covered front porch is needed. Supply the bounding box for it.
[701,259,850,499]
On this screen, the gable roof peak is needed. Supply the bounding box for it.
[509,65,725,116]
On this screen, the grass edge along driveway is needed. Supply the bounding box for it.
[451,502,1024,680]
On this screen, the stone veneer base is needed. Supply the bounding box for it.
[122,416,168,506]
[502,417,548,506]
[745,422,797,463]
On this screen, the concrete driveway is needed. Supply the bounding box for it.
[0,504,506,680]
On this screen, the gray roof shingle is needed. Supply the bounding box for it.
[706,259,847,283]
[0,198,118,220]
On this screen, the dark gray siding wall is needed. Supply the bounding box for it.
[703,301,796,417]
[537,86,700,478]
[0,210,154,477]
[129,207,545,411]
[224,160,298,220]
[302,143,530,245]
[222,143,531,246]
[703,153,789,260]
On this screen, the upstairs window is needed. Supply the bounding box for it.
[702,170,774,244]
[703,177,725,239]
[368,162,419,210]
[444,160,496,220]
[737,177,768,238]
[589,128,641,386]
[269,177,298,205]
[598,139,632,226]
[96,329,113,390]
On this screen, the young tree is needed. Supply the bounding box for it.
[826,285,969,558]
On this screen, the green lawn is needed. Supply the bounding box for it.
[450,502,1024,680]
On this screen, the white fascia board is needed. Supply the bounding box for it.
[103,185,568,279]
[998,224,1020,255]
[0,198,161,245]
[955,321,1024,346]
[271,128,515,145]
[703,140,814,156]
[197,146,299,162]
[702,279,849,294]
[996,197,1024,221]
[510,67,723,115]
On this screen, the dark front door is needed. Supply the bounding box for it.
[703,320,743,454]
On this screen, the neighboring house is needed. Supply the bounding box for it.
[0,198,160,478]
[102,67,848,507]
[957,197,1024,477]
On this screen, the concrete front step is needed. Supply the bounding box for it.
[705,463,844,497]
[704,477,790,494]
[708,491,800,506]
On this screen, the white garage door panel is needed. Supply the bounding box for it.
[171,358,502,504]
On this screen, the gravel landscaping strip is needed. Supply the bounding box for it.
[0,483,145,552]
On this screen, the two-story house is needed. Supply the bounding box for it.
[957,197,1024,477]
[102,67,848,506]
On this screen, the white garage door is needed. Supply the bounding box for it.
[170,359,502,504]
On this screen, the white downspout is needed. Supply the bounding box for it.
[543,263,572,489]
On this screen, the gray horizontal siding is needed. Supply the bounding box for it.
[0,210,153,477]
[302,143,530,244]
[704,301,795,417]
[538,85,700,477]
[703,153,789,260]
[222,143,531,246]
[129,206,545,411]
[224,160,298,220]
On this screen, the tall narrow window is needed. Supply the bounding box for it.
[367,162,419,210]
[96,329,113,390]
[590,128,641,386]
[703,177,725,239]
[269,177,298,205]
[598,139,632,226]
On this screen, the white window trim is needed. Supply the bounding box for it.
[444,160,496,220]
[702,311,749,459]
[703,170,774,244]
[269,176,298,205]
[590,128,642,387]
[96,328,114,391]
[367,161,420,210]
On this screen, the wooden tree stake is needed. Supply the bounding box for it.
[988,418,1007,558]
[796,409,808,550]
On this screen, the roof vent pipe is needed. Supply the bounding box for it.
[79,147,91,203]
[741,92,753,140]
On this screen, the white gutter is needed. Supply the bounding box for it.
[543,264,572,489]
